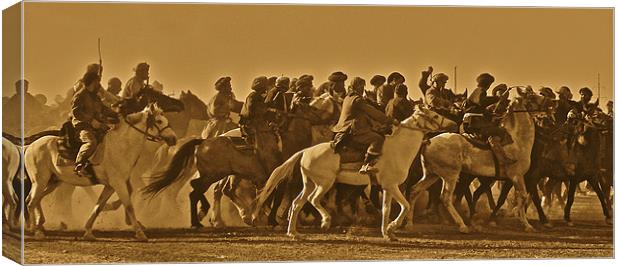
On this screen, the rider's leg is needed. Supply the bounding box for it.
[354,131,385,174]
[75,128,98,175]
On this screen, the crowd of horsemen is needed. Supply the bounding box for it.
[4,61,614,232]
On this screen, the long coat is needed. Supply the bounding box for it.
[332,91,391,135]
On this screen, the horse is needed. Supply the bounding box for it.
[2,137,21,230]
[35,88,196,230]
[559,110,613,226]
[408,88,554,233]
[251,106,457,241]
[23,104,177,241]
[143,124,282,228]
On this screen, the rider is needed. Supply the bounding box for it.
[315,71,348,97]
[377,72,405,111]
[421,67,457,119]
[555,86,578,125]
[576,87,594,114]
[239,76,271,145]
[385,84,414,122]
[366,75,386,107]
[264,76,291,131]
[332,77,399,174]
[203,77,242,139]
[462,73,516,169]
[121,62,150,99]
[71,72,119,177]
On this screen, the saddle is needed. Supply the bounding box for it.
[330,133,367,171]
[54,121,105,167]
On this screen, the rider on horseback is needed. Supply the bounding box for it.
[377,72,405,112]
[72,72,119,177]
[420,66,459,121]
[203,76,242,139]
[239,76,271,145]
[332,77,399,175]
[121,62,150,99]
[462,73,516,169]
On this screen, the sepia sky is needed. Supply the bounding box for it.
[7,3,614,103]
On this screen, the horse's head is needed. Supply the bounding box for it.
[511,86,555,117]
[403,105,458,132]
[136,87,185,113]
[179,90,209,120]
[126,103,178,146]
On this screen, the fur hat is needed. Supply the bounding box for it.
[251,76,269,91]
[328,71,348,83]
[556,86,573,100]
[215,76,231,90]
[387,72,405,84]
[133,62,150,72]
[276,76,290,88]
[370,75,386,86]
[476,73,495,87]
[538,87,556,99]
[492,83,508,97]
[431,73,449,83]
[579,87,593,97]
[297,75,314,88]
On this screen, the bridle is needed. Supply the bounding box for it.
[123,112,171,142]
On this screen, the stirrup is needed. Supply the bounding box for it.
[75,162,93,177]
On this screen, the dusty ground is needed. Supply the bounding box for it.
[2,194,613,263]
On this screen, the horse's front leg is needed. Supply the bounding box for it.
[385,185,411,241]
[587,177,613,224]
[83,186,115,240]
[564,179,578,226]
[189,177,211,229]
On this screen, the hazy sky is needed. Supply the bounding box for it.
[6,3,614,103]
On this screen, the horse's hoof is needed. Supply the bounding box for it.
[566,221,574,227]
[458,226,471,234]
[472,224,484,232]
[524,226,536,233]
[241,215,253,226]
[403,223,415,232]
[488,220,498,227]
[383,233,398,242]
[605,217,613,225]
[212,220,225,229]
[137,222,146,231]
[287,232,303,240]
[82,231,96,241]
[543,222,553,228]
[59,222,68,231]
[135,231,148,242]
[33,229,46,240]
[191,223,204,230]
[386,221,399,233]
[320,220,331,230]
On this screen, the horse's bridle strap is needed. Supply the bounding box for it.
[123,116,167,142]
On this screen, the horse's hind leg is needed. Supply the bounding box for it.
[211,178,226,228]
[440,177,470,233]
[405,174,440,231]
[189,177,211,228]
[308,182,334,230]
[114,182,147,241]
[489,181,513,226]
[288,180,314,239]
[83,185,115,240]
[511,175,535,232]
[587,177,612,224]
[564,179,578,226]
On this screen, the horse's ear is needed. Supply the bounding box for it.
[463,88,468,98]
[594,98,599,107]
[516,87,526,97]
[188,90,193,95]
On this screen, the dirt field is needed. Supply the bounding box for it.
[3,194,613,263]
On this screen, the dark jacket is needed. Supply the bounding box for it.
[386,96,414,122]
[332,91,391,135]
[425,87,456,110]
[240,91,270,130]
[555,99,579,125]
[71,88,116,128]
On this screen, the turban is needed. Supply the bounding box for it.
[431,73,449,83]
[276,76,290,88]
[492,84,508,97]
[538,87,556,99]
[297,75,314,88]
[579,87,593,97]
[476,73,495,86]
[133,62,150,72]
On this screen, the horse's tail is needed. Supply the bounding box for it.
[252,149,304,217]
[142,138,204,197]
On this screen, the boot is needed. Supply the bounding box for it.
[74,144,95,177]
[359,153,380,175]
[488,136,517,167]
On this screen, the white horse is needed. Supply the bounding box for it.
[24,104,177,241]
[252,107,457,241]
[2,137,21,230]
[407,89,551,233]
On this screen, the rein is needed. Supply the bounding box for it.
[123,115,170,142]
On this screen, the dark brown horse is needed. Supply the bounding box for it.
[143,129,281,228]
